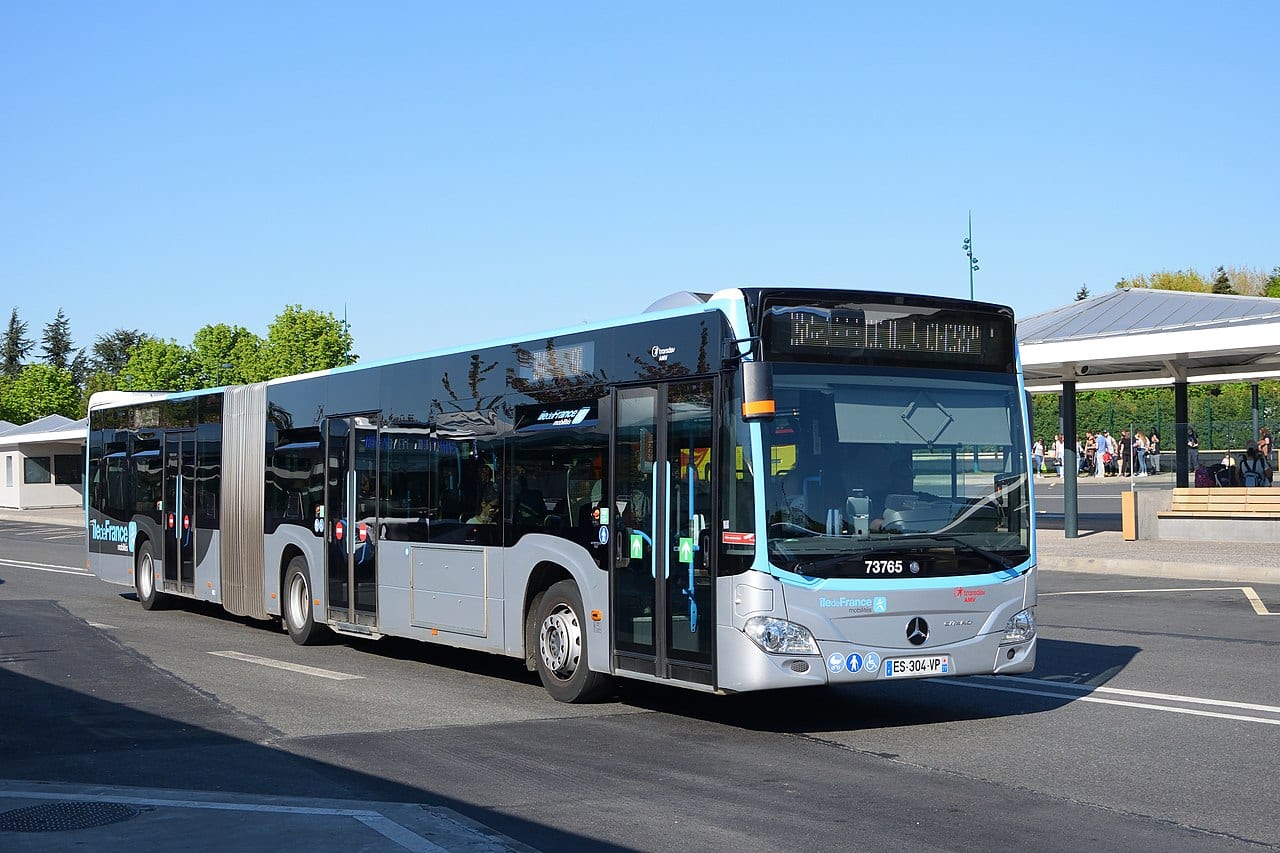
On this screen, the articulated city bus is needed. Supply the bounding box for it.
[86,288,1036,702]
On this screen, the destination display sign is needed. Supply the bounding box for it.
[762,301,1014,372]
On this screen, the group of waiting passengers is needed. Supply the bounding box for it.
[1031,426,1274,486]
[1032,429,1162,478]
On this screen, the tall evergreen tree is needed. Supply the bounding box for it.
[3,308,34,378]
[91,329,147,374]
[69,347,89,388]
[1075,284,1090,301]
[1212,265,1234,295]
[40,307,74,369]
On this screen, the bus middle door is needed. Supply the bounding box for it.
[611,380,715,687]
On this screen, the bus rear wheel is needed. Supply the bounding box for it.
[283,557,325,646]
[135,541,165,610]
[534,580,610,703]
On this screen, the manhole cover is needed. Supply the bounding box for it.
[0,801,140,833]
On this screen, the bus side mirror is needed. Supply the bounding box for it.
[740,361,775,422]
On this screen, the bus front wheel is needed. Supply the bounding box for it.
[135,541,165,610]
[283,557,325,646]
[534,580,610,703]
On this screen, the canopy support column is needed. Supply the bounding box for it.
[1061,380,1078,539]
[1252,382,1260,440]
[1175,380,1189,488]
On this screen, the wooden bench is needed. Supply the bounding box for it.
[1158,487,1280,519]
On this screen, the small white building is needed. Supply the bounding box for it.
[0,414,87,510]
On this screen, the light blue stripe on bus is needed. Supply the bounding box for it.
[769,559,1030,592]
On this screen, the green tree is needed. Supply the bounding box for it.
[3,308,34,378]
[1075,284,1090,301]
[1266,266,1280,299]
[1212,265,1233,295]
[91,328,148,374]
[40,307,75,369]
[120,338,196,391]
[81,370,121,405]
[260,305,356,379]
[0,364,81,422]
[190,323,264,386]
[1120,270,1208,292]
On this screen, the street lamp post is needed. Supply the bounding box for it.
[962,211,979,300]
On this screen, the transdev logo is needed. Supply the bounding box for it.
[90,519,137,553]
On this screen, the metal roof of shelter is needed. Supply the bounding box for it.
[0,414,85,447]
[1019,288,1280,392]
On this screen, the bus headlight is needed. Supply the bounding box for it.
[1002,607,1036,643]
[743,616,820,655]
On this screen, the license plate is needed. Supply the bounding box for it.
[883,655,951,678]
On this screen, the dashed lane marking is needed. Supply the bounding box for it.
[209,650,364,681]
[0,557,93,576]
[1041,585,1276,615]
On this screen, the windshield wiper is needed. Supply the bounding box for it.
[920,535,1016,570]
[789,538,1020,578]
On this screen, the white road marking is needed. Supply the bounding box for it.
[87,622,119,629]
[995,675,1280,715]
[209,650,364,681]
[0,789,451,852]
[1240,587,1275,616]
[934,678,1280,726]
[0,557,93,576]
[1041,585,1276,615]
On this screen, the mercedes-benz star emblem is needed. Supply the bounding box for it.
[906,617,929,646]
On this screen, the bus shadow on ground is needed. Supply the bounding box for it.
[118,590,549,686]
[614,639,1141,734]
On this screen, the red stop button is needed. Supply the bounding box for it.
[335,520,344,541]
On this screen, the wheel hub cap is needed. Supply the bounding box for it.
[540,605,581,678]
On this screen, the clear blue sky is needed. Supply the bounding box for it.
[3,3,1277,363]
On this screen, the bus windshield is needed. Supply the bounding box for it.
[763,364,1030,578]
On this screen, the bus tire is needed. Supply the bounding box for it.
[534,580,610,703]
[135,540,165,610]
[283,557,325,646]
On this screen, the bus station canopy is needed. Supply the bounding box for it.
[1018,288,1280,392]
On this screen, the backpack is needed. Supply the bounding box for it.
[1194,466,1213,488]
[1209,463,1234,488]
[1241,456,1270,488]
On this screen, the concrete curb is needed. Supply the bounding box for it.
[1038,557,1279,585]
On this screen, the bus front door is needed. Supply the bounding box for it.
[162,430,196,593]
[324,415,380,628]
[611,380,715,686]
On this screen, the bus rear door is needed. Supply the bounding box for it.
[325,415,380,629]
